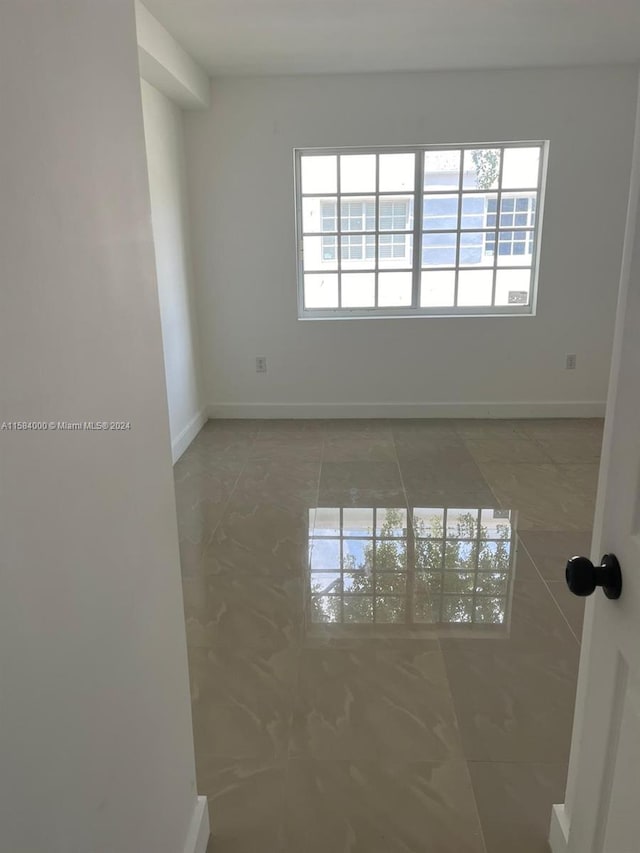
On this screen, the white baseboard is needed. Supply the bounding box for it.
[206,401,605,420]
[182,795,209,853]
[171,408,207,462]
[549,804,569,853]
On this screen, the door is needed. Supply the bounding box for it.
[550,83,640,853]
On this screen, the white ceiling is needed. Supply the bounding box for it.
[142,0,640,77]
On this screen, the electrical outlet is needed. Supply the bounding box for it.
[256,356,267,373]
[566,354,577,370]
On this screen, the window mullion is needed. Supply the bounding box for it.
[295,150,305,313]
[374,155,380,308]
[491,149,506,308]
[473,508,481,622]
[337,157,342,308]
[411,149,424,309]
[453,151,463,308]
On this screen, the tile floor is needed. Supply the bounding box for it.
[173,418,602,853]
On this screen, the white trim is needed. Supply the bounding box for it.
[206,401,605,420]
[181,796,209,853]
[549,804,569,853]
[557,68,640,851]
[135,1,210,109]
[172,408,207,462]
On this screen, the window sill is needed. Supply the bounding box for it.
[298,308,537,320]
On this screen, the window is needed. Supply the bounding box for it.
[296,143,546,317]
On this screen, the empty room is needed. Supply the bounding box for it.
[2,1,640,852]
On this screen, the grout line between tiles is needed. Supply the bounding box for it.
[203,429,257,544]
[389,424,490,848]
[177,424,261,559]
[463,760,490,853]
[466,758,569,766]
[286,423,324,766]
[389,425,438,648]
[455,427,557,467]
[517,535,582,646]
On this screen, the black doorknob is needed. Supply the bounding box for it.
[565,554,622,600]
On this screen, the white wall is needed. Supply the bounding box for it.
[0,2,206,852]
[184,66,638,418]
[141,80,205,460]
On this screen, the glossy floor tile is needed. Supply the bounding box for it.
[468,762,569,853]
[476,462,598,530]
[176,417,601,852]
[284,759,486,853]
[518,529,594,580]
[546,580,587,641]
[440,635,579,762]
[290,646,463,761]
[182,574,302,649]
[188,645,297,760]
[201,760,286,853]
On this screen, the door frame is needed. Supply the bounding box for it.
[549,71,640,853]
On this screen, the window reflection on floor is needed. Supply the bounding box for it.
[308,506,516,635]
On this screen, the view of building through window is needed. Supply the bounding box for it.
[296,143,546,316]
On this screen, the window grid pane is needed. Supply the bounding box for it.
[298,143,544,314]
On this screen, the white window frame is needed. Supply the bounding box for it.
[294,142,548,319]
